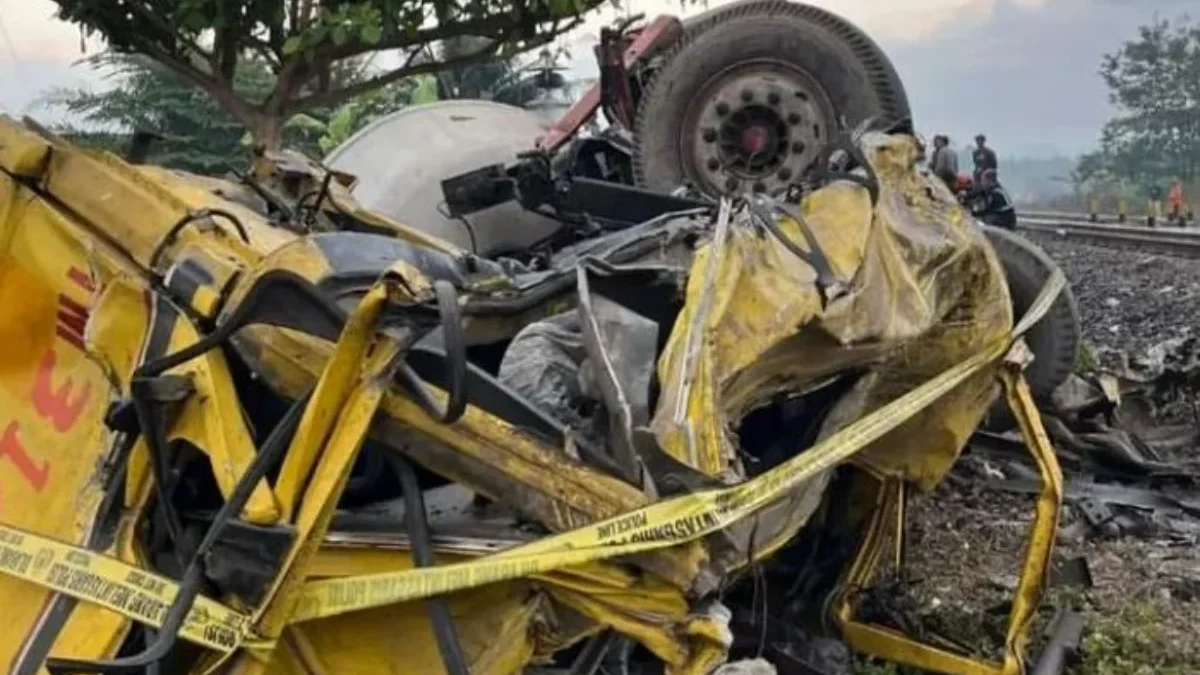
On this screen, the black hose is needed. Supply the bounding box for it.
[397,280,468,424]
[125,273,344,562]
[747,199,840,308]
[392,454,470,675]
[46,389,314,674]
[149,209,250,272]
[815,138,881,207]
[128,378,186,552]
[312,172,334,216]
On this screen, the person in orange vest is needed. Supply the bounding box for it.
[1167,180,1185,225]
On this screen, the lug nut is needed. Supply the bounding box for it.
[741,89,754,102]
[725,177,740,191]
[791,141,806,153]
[787,112,801,125]
[778,167,793,180]
[715,102,730,116]
[753,181,766,193]
[707,158,720,171]
[767,92,781,105]
[702,128,718,143]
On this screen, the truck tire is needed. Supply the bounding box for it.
[633,0,911,196]
[982,225,1081,409]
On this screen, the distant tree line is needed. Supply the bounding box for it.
[1077,16,1200,202]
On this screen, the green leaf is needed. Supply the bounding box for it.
[284,113,328,133]
[411,75,439,105]
[360,22,382,45]
[332,25,349,45]
[282,36,304,55]
[181,10,208,32]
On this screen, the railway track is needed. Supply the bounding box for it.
[1017,216,1200,258]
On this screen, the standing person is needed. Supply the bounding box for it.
[972,134,998,182]
[1167,179,1184,226]
[929,135,959,190]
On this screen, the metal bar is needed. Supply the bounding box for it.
[535,15,683,152]
[1018,218,1200,257]
[833,349,1064,675]
[997,350,1065,675]
[272,283,391,519]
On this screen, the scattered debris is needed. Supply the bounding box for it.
[716,659,779,675]
[1032,610,1085,675]
[853,230,1200,675]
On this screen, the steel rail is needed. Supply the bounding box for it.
[1017,217,1200,258]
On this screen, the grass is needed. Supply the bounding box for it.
[849,594,1198,675]
[1070,599,1196,675]
[1075,338,1098,373]
[851,658,903,675]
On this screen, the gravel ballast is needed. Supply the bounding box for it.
[1021,230,1200,364]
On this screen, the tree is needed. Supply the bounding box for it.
[49,0,605,152]
[1078,16,1200,194]
[40,53,323,174]
[315,73,438,152]
[439,36,514,99]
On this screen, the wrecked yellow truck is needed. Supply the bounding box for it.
[0,117,1063,674]
[0,4,1073,675]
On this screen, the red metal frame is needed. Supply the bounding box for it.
[535,15,683,152]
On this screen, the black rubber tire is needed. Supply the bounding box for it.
[982,225,1081,405]
[632,0,911,192]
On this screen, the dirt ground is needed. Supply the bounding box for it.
[843,232,1200,674]
[850,476,1200,675]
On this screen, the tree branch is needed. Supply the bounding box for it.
[136,40,255,125]
[318,11,578,63]
[286,17,580,113]
[123,1,216,68]
[247,36,282,68]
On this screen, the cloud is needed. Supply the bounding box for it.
[577,0,1063,45]
[889,0,1186,155]
[1,0,1194,155]
[0,0,100,64]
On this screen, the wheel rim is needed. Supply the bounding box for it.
[682,60,837,195]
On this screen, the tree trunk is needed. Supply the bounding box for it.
[249,114,285,153]
[244,113,286,181]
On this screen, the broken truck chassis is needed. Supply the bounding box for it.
[4,221,1066,674]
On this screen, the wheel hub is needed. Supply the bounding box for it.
[741,125,769,156]
[686,62,836,195]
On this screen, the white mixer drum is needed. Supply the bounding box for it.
[324,100,564,256]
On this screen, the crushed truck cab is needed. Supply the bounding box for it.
[0,113,1064,675]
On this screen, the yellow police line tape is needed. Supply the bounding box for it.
[289,268,1067,623]
[0,268,1065,651]
[0,525,263,652]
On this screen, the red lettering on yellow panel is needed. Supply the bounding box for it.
[67,266,95,293]
[0,421,49,492]
[32,349,92,434]
[55,294,89,353]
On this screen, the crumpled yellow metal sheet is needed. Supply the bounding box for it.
[652,132,1012,503]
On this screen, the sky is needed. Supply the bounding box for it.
[0,0,1194,157]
